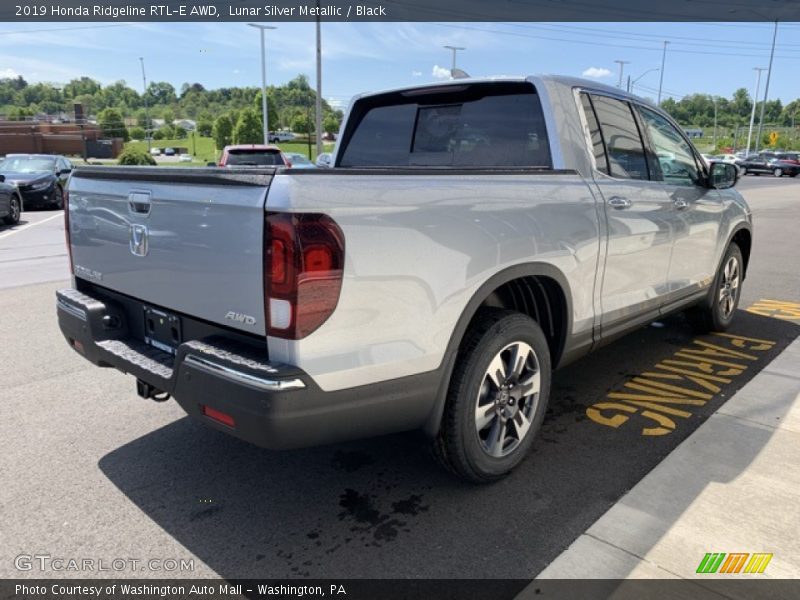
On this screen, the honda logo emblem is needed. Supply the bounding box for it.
[130,224,149,257]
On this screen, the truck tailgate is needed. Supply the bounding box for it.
[67,167,274,336]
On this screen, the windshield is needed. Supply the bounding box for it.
[0,156,56,173]
[225,150,285,166]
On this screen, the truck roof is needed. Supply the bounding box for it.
[350,74,652,105]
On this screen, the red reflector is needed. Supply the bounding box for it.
[71,339,85,354]
[201,405,236,428]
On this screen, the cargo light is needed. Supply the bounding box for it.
[264,212,345,339]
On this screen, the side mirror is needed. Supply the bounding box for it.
[58,168,72,175]
[0,174,4,183]
[709,162,737,189]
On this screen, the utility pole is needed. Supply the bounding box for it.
[444,45,465,72]
[315,3,323,157]
[614,60,630,89]
[754,20,778,153]
[746,67,767,156]
[139,57,151,152]
[657,41,669,105]
[629,67,659,95]
[248,23,277,145]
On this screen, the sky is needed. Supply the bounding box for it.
[1,21,799,110]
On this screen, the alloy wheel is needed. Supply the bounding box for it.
[718,256,740,319]
[474,341,541,458]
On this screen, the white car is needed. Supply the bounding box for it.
[315,152,333,168]
[149,148,161,156]
[268,131,296,143]
[179,154,193,162]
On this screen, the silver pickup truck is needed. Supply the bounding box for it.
[57,76,751,482]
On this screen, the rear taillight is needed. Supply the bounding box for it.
[63,185,73,274]
[264,212,345,339]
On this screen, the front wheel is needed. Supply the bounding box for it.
[3,195,21,225]
[433,309,551,483]
[687,243,743,333]
[773,168,784,177]
[50,186,64,210]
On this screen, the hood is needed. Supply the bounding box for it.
[0,171,54,186]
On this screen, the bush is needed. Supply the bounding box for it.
[129,126,146,140]
[117,148,156,166]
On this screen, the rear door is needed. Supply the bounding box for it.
[579,92,675,335]
[634,105,722,301]
[68,168,272,335]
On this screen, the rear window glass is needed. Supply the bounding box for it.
[225,150,285,166]
[338,83,551,168]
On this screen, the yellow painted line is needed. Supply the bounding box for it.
[0,213,63,241]
[746,298,800,321]
[646,365,731,384]
[673,352,748,371]
[608,392,705,406]
[630,377,713,400]
[713,332,777,347]
[687,340,759,361]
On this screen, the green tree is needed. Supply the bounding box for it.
[322,113,341,135]
[291,112,312,136]
[212,114,234,149]
[253,89,279,132]
[117,148,156,166]
[129,126,146,140]
[196,111,214,137]
[233,108,263,144]
[97,107,129,141]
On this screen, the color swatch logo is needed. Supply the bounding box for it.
[696,552,773,574]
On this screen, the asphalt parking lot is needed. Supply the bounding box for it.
[1,176,798,579]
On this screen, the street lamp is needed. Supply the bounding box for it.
[657,41,670,105]
[628,67,659,94]
[138,57,151,152]
[248,23,277,145]
[746,67,767,156]
[613,60,630,89]
[444,45,465,73]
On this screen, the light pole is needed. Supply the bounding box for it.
[657,41,669,105]
[248,23,277,145]
[629,67,659,94]
[746,67,767,156]
[444,45,465,73]
[613,60,630,89]
[754,20,778,153]
[138,57,151,152]
[712,96,718,151]
[315,6,323,157]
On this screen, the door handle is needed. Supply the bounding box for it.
[608,196,632,210]
[673,198,689,210]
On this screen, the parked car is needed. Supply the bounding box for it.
[58,76,750,482]
[149,148,162,156]
[710,154,745,175]
[268,131,296,143]
[179,154,193,163]
[315,152,333,168]
[163,147,176,156]
[284,152,316,168]
[739,155,800,177]
[217,144,289,167]
[0,154,72,209]
[775,151,800,166]
[0,174,23,225]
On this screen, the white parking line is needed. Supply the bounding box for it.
[0,213,63,242]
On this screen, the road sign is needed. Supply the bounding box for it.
[769,131,779,145]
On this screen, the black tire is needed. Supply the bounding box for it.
[2,194,21,225]
[433,309,551,483]
[50,186,64,210]
[773,168,783,178]
[686,243,744,333]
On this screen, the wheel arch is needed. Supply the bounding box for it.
[423,262,573,437]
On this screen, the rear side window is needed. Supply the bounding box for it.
[339,83,551,168]
[225,150,285,166]
[587,94,649,180]
[580,94,608,174]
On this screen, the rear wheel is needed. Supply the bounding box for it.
[687,243,743,333]
[773,167,784,177]
[3,195,21,225]
[433,309,551,483]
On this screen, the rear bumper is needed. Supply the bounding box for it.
[56,287,438,449]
